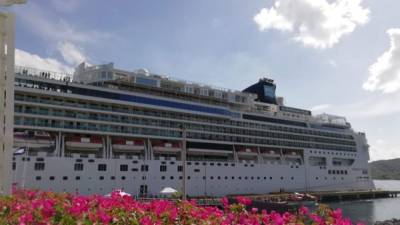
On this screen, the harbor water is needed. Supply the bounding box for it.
[328,180,400,225]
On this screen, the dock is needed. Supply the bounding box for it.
[309,190,400,202]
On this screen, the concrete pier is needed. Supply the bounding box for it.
[309,190,400,202]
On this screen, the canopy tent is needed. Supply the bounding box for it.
[160,187,178,194]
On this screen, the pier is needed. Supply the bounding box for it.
[309,190,400,202]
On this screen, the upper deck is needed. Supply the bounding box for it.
[14,65,352,131]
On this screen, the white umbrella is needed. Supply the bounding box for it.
[160,187,178,194]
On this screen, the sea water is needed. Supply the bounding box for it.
[328,180,400,225]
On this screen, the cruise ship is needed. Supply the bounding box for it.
[8,63,374,196]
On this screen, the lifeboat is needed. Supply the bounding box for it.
[65,135,103,151]
[260,148,281,156]
[14,130,55,149]
[112,138,144,152]
[283,149,303,159]
[236,146,258,156]
[152,141,181,153]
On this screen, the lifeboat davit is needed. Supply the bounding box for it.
[153,141,181,153]
[112,138,144,152]
[65,135,103,151]
[14,130,55,149]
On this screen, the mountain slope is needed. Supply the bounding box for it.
[369,158,400,180]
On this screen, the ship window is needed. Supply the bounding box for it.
[280,177,284,180]
[132,160,138,164]
[161,176,165,180]
[74,163,84,171]
[34,162,45,171]
[12,162,16,170]
[210,163,214,166]
[75,176,80,180]
[99,176,104,180]
[270,177,273,180]
[170,176,174,180]
[160,165,167,172]
[187,176,191,180]
[63,176,68,180]
[111,176,115,180]
[141,165,148,171]
[36,158,44,161]
[49,176,55,180]
[232,176,235,180]
[177,165,183,172]
[225,176,228,180]
[121,176,126,180]
[194,169,200,173]
[120,164,128,171]
[98,164,107,171]
[88,159,95,163]
[76,159,82,162]
[210,176,214,180]
[131,168,138,172]
[35,176,41,181]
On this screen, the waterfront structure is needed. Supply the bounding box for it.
[0,11,15,195]
[10,62,375,196]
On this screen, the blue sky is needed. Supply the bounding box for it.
[4,0,400,161]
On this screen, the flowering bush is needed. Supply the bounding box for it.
[0,189,362,225]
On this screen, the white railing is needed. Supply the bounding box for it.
[15,65,72,81]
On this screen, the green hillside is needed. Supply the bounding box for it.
[369,158,400,180]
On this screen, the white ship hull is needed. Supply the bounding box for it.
[6,66,375,197]
[12,147,375,197]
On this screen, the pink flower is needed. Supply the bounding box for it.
[221,197,229,207]
[236,196,252,206]
[299,206,309,215]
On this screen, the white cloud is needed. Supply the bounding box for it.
[328,60,338,67]
[312,92,400,120]
[364,29,400,93]
[57,42,87,65]
[51,0,81,13]
[15,49,73,75]
[369,138,400,161]
[254,0,369,49]
[310,104,332,112]
[16,2,116,67]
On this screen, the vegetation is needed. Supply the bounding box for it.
[0,189,364,225]
[370,158,400,180]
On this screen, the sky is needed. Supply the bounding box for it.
[2,0,400,161]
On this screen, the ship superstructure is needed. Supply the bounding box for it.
[10,63,374,196]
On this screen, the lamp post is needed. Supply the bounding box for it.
[180,125,187,200]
